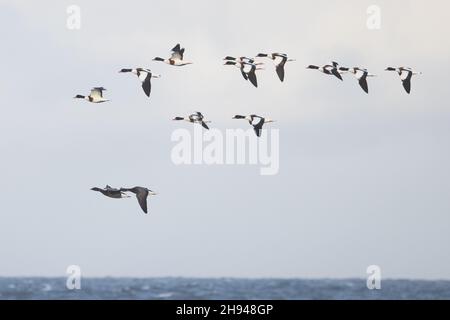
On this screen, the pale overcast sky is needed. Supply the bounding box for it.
[0,0,450,279]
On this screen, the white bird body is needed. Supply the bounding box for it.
[153,44,193,66]
[74,87,109,103]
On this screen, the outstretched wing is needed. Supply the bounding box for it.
[247,71,258,87]
[241,70,248,80]
[90,87,104,98]
[400,69,412,94]
[137,69,152,97]
[356,70,369,93]
[171,43,185,60]
[136,191,148,214]
[358,76,369,93]
[331,68,343,81]
[251,116,265,137]
[195,112,204,120]
[275,58,287,82]
[402,78,411,94]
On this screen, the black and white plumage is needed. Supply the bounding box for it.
[91,185,130,199]
[232,114,275,137]
[339,67,376,94]
[306,62,343,81]
[223,56,259,80]
[74,87,109,103]
[153,43,193,66]
[119,68,160,97]
[120,186,157,214]
[224,61,264,87]
[173,112,211,130]
[256,53,295,82]
[385,67,421,94]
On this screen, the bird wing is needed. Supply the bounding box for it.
[331,68,343,80]
[242,64,258,87]
[195,112,204,120]
[141,78,151,97]
[400,69,412,93]
[90,88,103,98]
[201,121,210,130]
[171,44,184,60]
[358,75,369,93]
[105,185,120,192]
[247,70,258,87]
[253,116,265,137]
[275,58,287,82]
[402,78,411,94]
[136,190,148,214]
[241,69,249,80]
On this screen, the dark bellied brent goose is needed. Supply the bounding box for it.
[153,43,193,66]
[91,185,130,199]
[119,68,160,97]
[232,114,275,137]
[120,186,157,214]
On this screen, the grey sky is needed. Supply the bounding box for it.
[1,0,450,279]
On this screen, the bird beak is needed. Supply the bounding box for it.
[150,191,157,196]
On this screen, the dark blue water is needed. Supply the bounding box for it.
[0,278,449,300]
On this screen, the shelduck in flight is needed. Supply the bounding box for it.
[385,67,422,94]
[223,56,261,80]
[173,112,211,130]
[119,68,160,97]
[232,114,275,137]
[224,61,264,87]
[120,186,157,214]
[306,62,343,81]
[339,67,376,94]
[153,43,193,66]
[74,87,109,103]
[256,53,295,82]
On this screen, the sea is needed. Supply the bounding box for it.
[0,278,449,300]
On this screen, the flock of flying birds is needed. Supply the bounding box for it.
[79,43,422,214]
